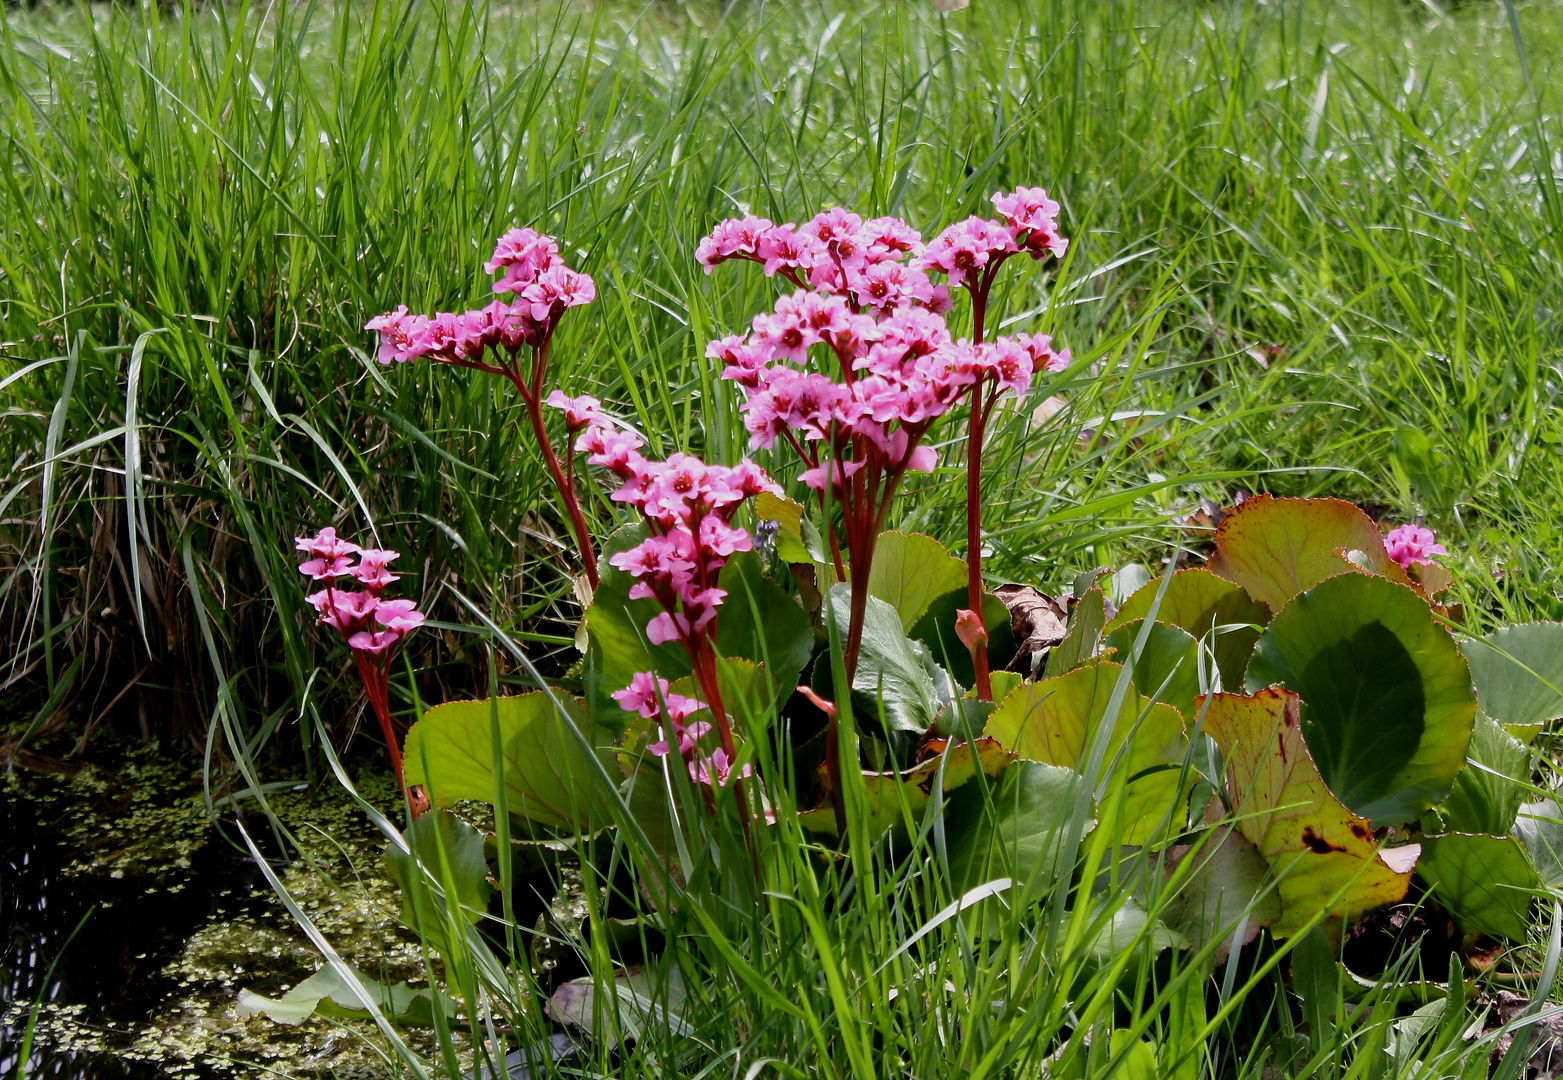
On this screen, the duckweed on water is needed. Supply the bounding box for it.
[3,738,472,1078]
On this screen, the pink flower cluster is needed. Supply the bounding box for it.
[1384,524,1448,570]
[611,673,749,788]
[365,229,595,367]
[577,422,779,650]
[295,528,426,654]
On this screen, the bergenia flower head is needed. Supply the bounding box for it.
[1384,525,1448,570]
[296,529,424,654]
[486,227,560,292]
[914,217,1019,287]
[695,215,775,272]
[364,307,430,365]
[690,747,752,788]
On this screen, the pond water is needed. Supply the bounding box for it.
[1,741,443,1079]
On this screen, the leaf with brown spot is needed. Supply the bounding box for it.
[1201,688,1415,943]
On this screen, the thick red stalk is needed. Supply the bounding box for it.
[965,265,1003,702]
[353,650,419,814]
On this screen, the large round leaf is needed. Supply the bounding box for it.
[1105,569,1270,690]
[1245,572,1476,824]
[404,693,616,832]
[942,760,1088,896]
[1461,622,1563,740]
[866,531,969,630]
[1418,833,1539,941]
[1206,495,1396,613]
[795,737,1012,837]
[985,661,1187,845]
[1103,619,1203,721]
[1201,689,1416,943]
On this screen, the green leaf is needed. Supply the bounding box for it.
[1105,568,1271,690]
[943,760,1089,896]
[984,661,1188,846]
[755,491,811,563]
[404,693,615,831]
[797,737,1012,836]
[1206,495,1400,613]
[586,524,688,714]
[713,550,815,695]
[384,810,496,965]
[1084,895,1188,965]
[1153,827,1281,964]
[1245,572,1477,824]
[1103,619,1202,721]
[1201,689,1415,943]
[1462,622,1563,740]
[237,965,455,1027]
[827,583,940,733]
[1044,587,1108,679]
[910,587,1017,688]
[1418,833,1539,940]
[867,531,969,630]
[1441,714,1530,835]
[1514,800,1563,888]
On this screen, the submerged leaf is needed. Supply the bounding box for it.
[1418,833,1539,941]
[237,965,455,1027]
[1246,572,1476,824]
[1201,689,1414,943]
[985,661,1188,845]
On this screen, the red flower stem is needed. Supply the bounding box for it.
[690,638,754,851]
[965,266,1003,702]
[505,338,600,589]
[354,650,412,807]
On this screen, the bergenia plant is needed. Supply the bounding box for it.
[577,417,778,807]
[696,190,1069,698]
[296,527,427,810]
[365,229,603,587]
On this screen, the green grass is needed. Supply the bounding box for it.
[1,0,1562,1075]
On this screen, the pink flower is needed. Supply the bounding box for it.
[307,587,378,634]
[906,445,938,473]
[914,217,1018,287]
[861,216,922,260]
[374,598,425,636]
[850,262,935,316]
[1014,332,1070,374]
[859,307,953,377]
[709,335,776,389]
[991,187,1068,259]
[545,390,601,430]
[365,306,430,365]
[690,747,751,788]
[612,672,705,721]
[800,457,866,493]
[296,528,363,578]
[520,265,596,321]
[695,216,774,271]
[1384,525,1448,570]
[486,228,559,291]
[755,224,824,279]
[577,422,645,471]
[648,720,711,759]
[352,548,401,589]
[348,628,402,655]
[803,208,869,272]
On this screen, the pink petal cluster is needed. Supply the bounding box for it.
[1384,524,1448,570]
[364,229,594,366]
[295,528,426,655]
[610,671,731,782]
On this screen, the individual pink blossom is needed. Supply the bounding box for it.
[518,265,596,322]
[803,208,869,272]
[352,549,401,589]
[348,628,402,654]
[364,307,431,365]
[296,528,362,576]
[709,335,776,389]
[545,390,601,430]
[576,422,645,471]
[612,672,704,721]
[861,216,923,260]
[690,747,752,788]
[850,261,936,316]
[648,720,711,759]
[1384,525,1448,570]
[374,598,426,636]
[1014,332,1071,374]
